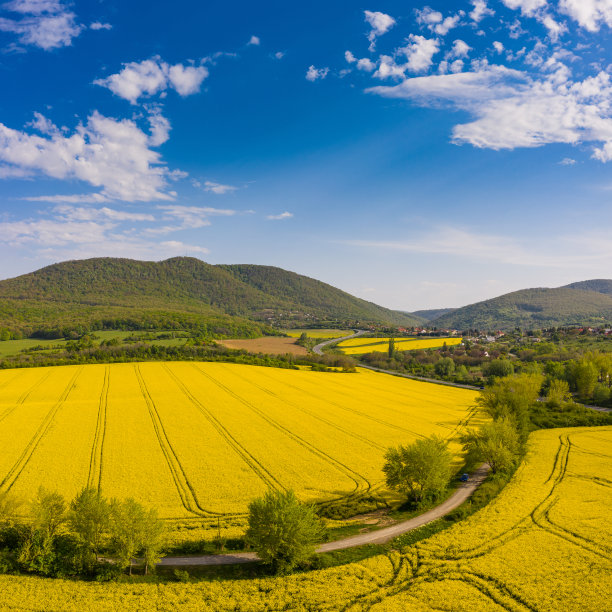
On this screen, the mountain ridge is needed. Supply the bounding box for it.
[0,257,420,337]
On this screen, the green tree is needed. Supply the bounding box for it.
[568,358,598,398]
[477,373,543,439]
[109,498,146,575]
[0,490,21,527]
[141,507,166,575]
[546,379,572,408]
[434,357,455,377]
[388,338,396,358]
[383,435,453,503]
[68,488,110,571]
[461,418,520,473]
[31,487,65,538]
[484,359,514,379]
[245,490,324,574]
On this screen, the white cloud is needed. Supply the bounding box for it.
[559,0,612,32]
[340,226,612,269]
[51,205,155,222]
[449,39,471,59]
[416,7,461,36]
[153,205,236,232]
[274,51,285,59]
[540,13,567,40]
[559,157,576,165]
[0,0,82,49]
[305,65,329,81]
[248,35,260,46]
[90,21,111,31]
[94,57,209,104]
[366,64,612,160]
[470,0,494,23]
[357,57,376,72]
[0,110,176,202]
[364,10,395,50]
[493,41,505,53]
[501,0,547,17]
[203,180,238,194]
[267,211,293,220]
[345,50,356,63]
[401,35,440,73]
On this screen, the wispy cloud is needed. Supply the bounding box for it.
[201,180,238,194]
[0,0,83,50]
[267,211,293,220]
[339,226,612,269]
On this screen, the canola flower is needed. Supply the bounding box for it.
[337,337,463,355]
[0,426,609,611]
[0,361,479,536]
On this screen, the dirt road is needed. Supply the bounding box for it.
[158,465,489,566]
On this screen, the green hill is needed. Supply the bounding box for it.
[433,285,612,331]
[563,279,612,296]
[0,257,418,338]
[410,308,456,322]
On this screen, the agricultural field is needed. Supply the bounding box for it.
[0,426,609,611]
[0,362,479,540]
[218,336,309,355]
[284,329,351,338]
[337,337,463,355]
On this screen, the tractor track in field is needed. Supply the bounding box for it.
[134,365,212,518]
[87,365,110,492]
[161,364,284,497]
[0,370,53,425]
[192,364,371,504]
[238,366,386,452]
[0,367,83,493]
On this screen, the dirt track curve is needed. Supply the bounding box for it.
[158,465,490,567]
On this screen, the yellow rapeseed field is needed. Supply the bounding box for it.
[0,426,609,611]
[337,337,463,355]
[0,362,479,537]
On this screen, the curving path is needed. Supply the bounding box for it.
[158,465,490,567]
[312,329,367,355]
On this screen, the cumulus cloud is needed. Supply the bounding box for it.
[449,39,471,59]
[267,211,293,220]
[0,0,83,50]
[94,57,209,104]
[559,0,612,32]
[0,110,177,202]
[501,0,547,17]
[401,35,440,73]
[367,63,612,161]
[364,10,395,50]
[416,6,462,36]
[559,157,577,165]
[305,65,329,81]
[493,41,505,53]
[470,0,494,23]
[248,35,260,45]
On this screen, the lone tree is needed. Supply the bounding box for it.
[388,338,396,358]
[245,489,323,574]
[460,418,520,474]
[383,435,453,503]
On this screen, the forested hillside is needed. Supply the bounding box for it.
[434,285,612,330]
[0,257,417,337]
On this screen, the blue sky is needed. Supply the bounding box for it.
[1,0,612,310]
